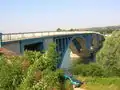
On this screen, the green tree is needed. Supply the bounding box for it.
[57,28,62,31]
[0,43,64,90]
[18,43,60,90]
[0,56,23,90]
[96,31,120,76]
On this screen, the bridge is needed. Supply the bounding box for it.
[0,31,104,68]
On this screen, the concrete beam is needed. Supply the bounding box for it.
[2,31,100,42]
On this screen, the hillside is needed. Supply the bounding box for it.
[57,25,120,34]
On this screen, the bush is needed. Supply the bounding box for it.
[0,56,23,90]
[24,50,42,64]
[32,69,64,90]
[71,63,104,77]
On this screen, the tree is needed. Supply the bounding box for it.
[57,28,62,31]
[18,43,61,90]
[96,31,120,76]
[0,43,64,90]
[69,28,74,31]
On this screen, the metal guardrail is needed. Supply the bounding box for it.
[2,31,99,42]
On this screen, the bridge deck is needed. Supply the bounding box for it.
[1,31,100,42]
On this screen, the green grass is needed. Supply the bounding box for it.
[77,76,120,90]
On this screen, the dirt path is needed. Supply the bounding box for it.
[73,86,85,90]
[74,87,85,90]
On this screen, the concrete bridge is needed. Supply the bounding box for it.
[0,31,104,68]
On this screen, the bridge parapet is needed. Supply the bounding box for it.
[2,31,100,42]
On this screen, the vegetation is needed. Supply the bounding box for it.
[0,43,65,90]
[96,31,120,77]
[88,25,120,34]
[64,80,73,90]
[71,63,104,77]
[56,25,120,34]
[77,76,120,90]
[93,28,115,34]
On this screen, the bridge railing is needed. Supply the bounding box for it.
[2,31,96,42]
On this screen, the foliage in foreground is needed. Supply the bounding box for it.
[0,43,64,90]
[64,80,73,90]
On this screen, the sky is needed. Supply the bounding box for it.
[0,0,120,33]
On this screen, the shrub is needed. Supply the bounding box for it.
[71,63,104,77]
[32,69,64,90]
[0,56,23,90]
[24,50,42,64]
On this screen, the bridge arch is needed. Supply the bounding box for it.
[68,36,89,57]
[60,35,92,69]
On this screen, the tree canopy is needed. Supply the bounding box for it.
[0,43,64,90]
[96,31,120,76]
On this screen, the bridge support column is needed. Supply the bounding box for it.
[92,34,100,50]
[20,41,24,54]
[54,37,72,68]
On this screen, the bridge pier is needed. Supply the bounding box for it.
[54,37,72,68]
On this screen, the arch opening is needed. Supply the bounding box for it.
[60,34,104,69]
[60,36,90,69]
[24,42,44,52]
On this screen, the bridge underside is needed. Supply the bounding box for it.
[70,38,89,57]
[24,42,43,52]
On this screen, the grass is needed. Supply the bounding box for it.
[76,76,120,90]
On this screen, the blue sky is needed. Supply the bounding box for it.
[0,0,120,33]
